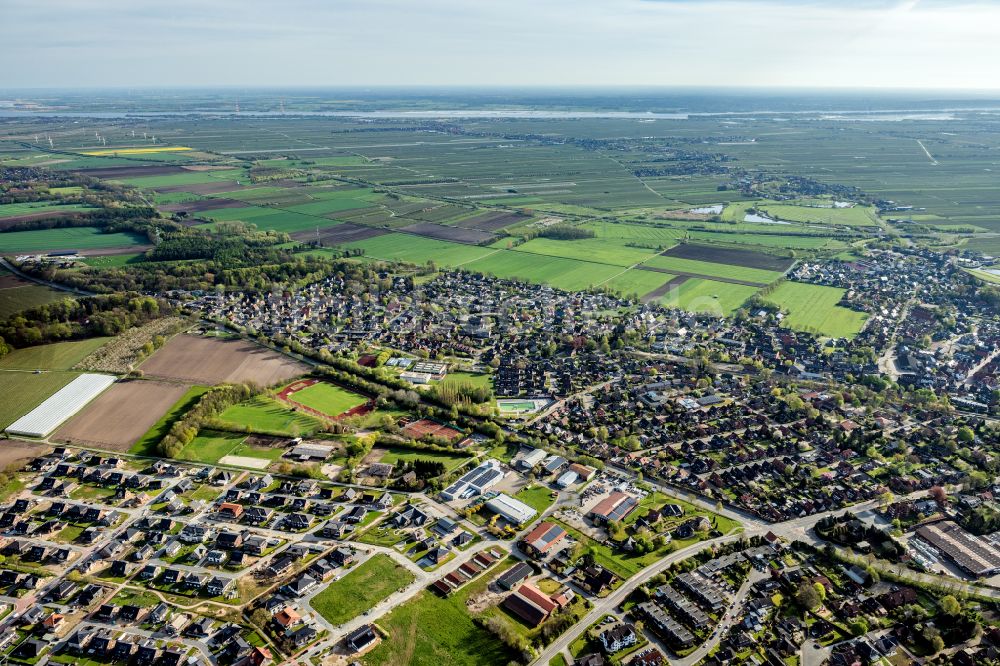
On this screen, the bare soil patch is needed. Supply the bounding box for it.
[53,379,189,451]
[74,165,188,179]
[78,245,152,257]
[0,440,49,469]
[399,222,496,245]
[140,334,309,386]
[640,275,689,303]
[157,182,245,195]
[160,198,246,214]
[0,275,31,289]
[663,243,793,272]
[290,223,388,245]
[456,211,530,232]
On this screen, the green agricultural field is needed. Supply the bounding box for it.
[289,381,367,417]
[762,281,869,338]
[968,268,1000,284]
[116,170,241,189]
[0,284,73,319]
[78,253,145,268]
[463,250,622,291]
[0,370,77,430]
[0,227,148,253]
[129,386,211,456]
[363,562,519,666]
[758,203,878,227]
[344,233,493,267]
[583,221,687,245]
[0,201,97,219]
[640,255,783,284]
[598,269,673,299]
[0,338,110,371]
[513,237,660,267]
[310,554,415,625]
[216,396,322,436]
[176,430,247,464]
[378,446,470,473]
[657,278,759,315]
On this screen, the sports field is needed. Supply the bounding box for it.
[216,396,322,436]
[763,281,869,338]
[286,381,367,418]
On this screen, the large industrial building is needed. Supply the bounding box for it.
[916,521,1000,578]
[485,493,537,526]
[440,460,506,501]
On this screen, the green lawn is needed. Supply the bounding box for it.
[229,442,285,462]
[514,485,556,513]
[216,395,322,436]
[363,560,518,666]
[0,226,148,253]
[0,338,110,371]
[176,430,246,464]
[78,253,145,268]
[310,554,415,625]
[288,381,367,417]
[378,446,471,473]
[129,386,210,456]
[762,281,869,339]
[0,370,77,430]
[657,278,759,315]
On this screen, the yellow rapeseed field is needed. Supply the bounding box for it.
[81,146,193,156]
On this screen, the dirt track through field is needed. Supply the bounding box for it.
[52,379,189,451]
[140,334,309,386]
[640,275,689,303]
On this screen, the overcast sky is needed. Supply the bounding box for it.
[2,0,999,90]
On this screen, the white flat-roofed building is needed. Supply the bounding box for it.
[441,459,506,501]
[6,373,116,438]
[486,493,537,526]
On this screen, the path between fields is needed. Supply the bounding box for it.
[917,139,939,165]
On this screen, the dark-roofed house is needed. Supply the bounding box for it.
[497,561,534,590]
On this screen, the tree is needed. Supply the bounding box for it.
[796,582,821,611]
[957,426,975,444]
[940,595,962,616]
[813,582,827,603]
[848,618,869,636]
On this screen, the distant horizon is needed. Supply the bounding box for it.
[3,1,1000,89]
